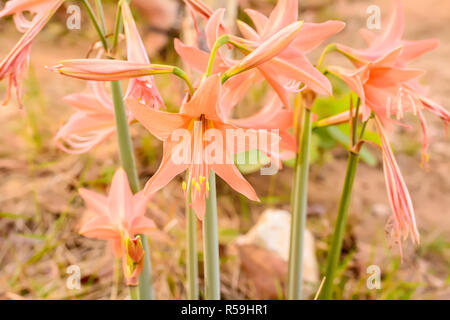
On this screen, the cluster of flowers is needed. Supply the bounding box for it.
[1,0,448,287]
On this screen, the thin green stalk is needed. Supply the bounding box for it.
[316,43,336,70]
[206,35,230,76]
[111,4,123,52]
[129,286,140,300]
[81,0,109,50]
[318,151,360,300]
[94,0,108,35]
[186,187,199,299]
[111,81,154,300]
[287,107,313,300]
[203,170,220,300]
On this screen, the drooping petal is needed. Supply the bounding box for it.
[212,163,259,202]
[79,215,119,240]
[127,98,190,140]
[143,140,189,194]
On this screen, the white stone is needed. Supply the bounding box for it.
[236,209,319,285]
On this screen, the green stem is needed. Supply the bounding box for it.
[316,43,336,70]
[129,286,140,300]
[203,171,220,300]
[287,108,313,300]
[206,35,230,76]
[111,4,123,52]
[94,0,108,35]
[111,81,154,300]
[318,151,360,300]
[81,0,109,51]
[186,187,199,299]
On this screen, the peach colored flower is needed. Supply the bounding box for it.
[335,0,449,160]
[79,168,156,286]
[121,1,164,108]
[127,75,279,219]
[0,0,62,107]
[54,82,133,154]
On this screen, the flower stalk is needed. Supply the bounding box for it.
[203,170,220,300]
[287,96,313,300]
[318,100,369,300]
[318,150,360,300]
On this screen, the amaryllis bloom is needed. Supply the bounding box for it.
[230,0,345,105]
[50,59,175,81]
[55,81,133,154]
[127,75,280,219]
[121,1,164,108]
[324,48,429,249]
[175,8,303,111]
[79,168,156,286]
[335,0,449,160]
[0,0,62,32]
[0,0,62,107]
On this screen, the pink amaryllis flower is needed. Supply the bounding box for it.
[127,75,279,219]
[335,0,449,161]
[121,0,164,108]
[79,168,156,286]
[175,8,304,110]
[323,48,429,249]
[54,81,133,154]
[177,0,344,109]
[0,0,62,107]
[0,0,61,32]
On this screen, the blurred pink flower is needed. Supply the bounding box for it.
[55,81,133,154]
[0,0,61,32]
[79,168,156,286]
[0,0,62,107]
[335,0,449,160]
[375,117,419,251]
[127,75,280,219]
[121,1,164,109]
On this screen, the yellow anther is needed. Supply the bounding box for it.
[191,178,196,186]
[206,181,210,192]
[195,182,200,191]
[182,181,187,191]
[199,176,205,183]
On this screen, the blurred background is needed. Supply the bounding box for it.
[0,0,448,299]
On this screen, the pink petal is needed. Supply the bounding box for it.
[127,98,190,140]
